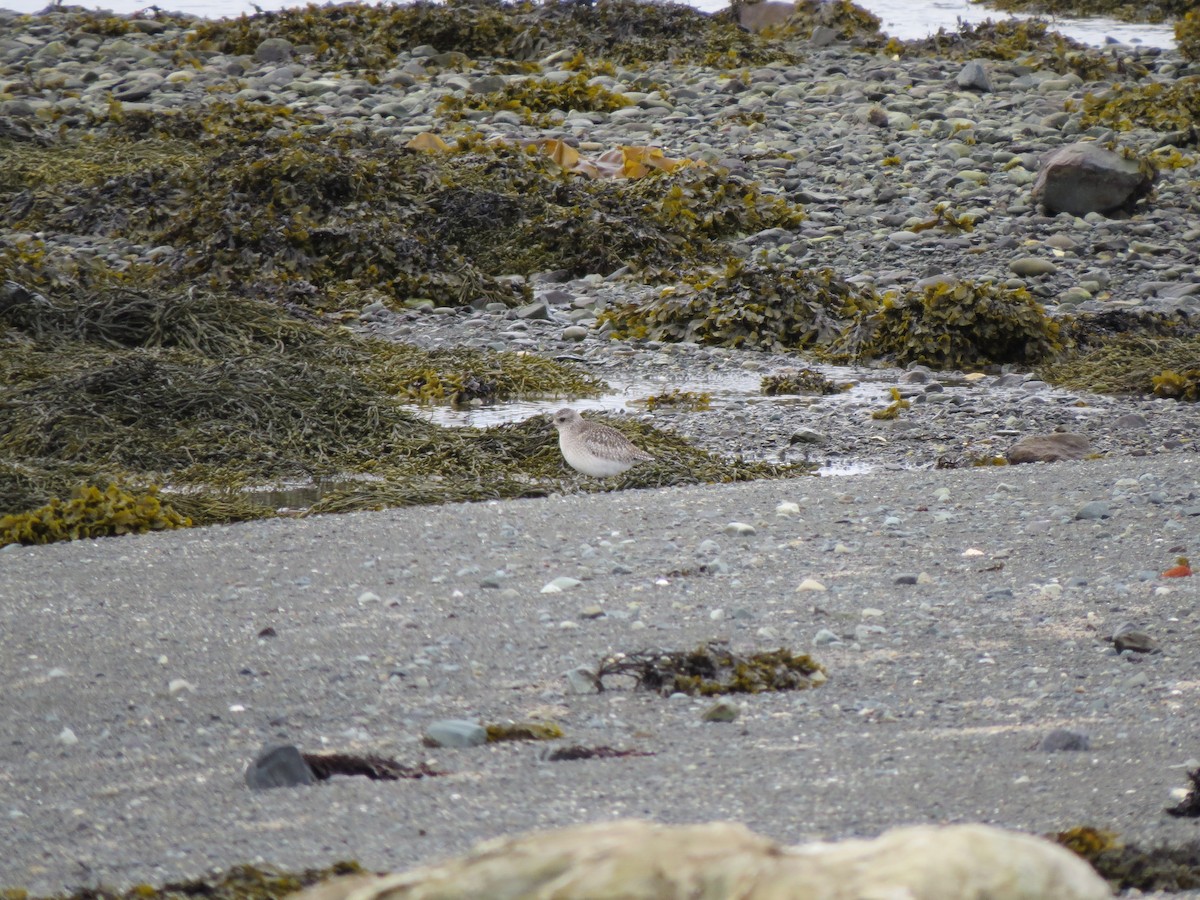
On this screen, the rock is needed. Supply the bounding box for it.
[516,300,553,321]
[1113,413,1148,430]
[255,38,294,63]
[702,698,740,722]
[1006,433,1090,464]
[956,60,994,92]
[1074,500,1110,520]
[813,627,841,645]
[736,0,795,32]
[1008,257,1057,277]
[292,820,1110,900]
[245,745,316,790]
[423,719,488,748]
[1032,143,1154,216]
[1111,622,1158,654]
[564,666,602,694]
[789,428,827,445]
[1039,729,1091,752]
[810,25,839,47]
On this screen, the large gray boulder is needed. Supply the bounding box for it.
[1032,142,1154,216]
[293,819,1109,900]
[1007,432,1091,464]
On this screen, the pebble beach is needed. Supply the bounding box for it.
[2,1,1200,896]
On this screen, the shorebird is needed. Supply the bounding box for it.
[551,408,654,477]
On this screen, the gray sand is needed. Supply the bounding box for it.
[3,453,1199,894]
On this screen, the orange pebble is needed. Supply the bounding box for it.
[1162,564,1193,578]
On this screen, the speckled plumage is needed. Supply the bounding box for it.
[551,408,654,477]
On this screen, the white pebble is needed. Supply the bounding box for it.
[796,578,827,592]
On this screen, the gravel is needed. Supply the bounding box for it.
[3,454,1199,895]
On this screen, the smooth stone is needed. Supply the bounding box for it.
[703,698,741,722]
[1074,501,1110,520]
[1007,433,1090,464]
[1009,257,1057,277]
[424,719,488,748]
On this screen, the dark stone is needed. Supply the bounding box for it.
[245,744,316,790]
[1039,729,1090,752]
[955,60,993,92]
[1032,143,1154,216]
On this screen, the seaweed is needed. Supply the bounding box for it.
[1076,80,1200,133]
[973,0,1191,24]
[600,260,872,352]
[847,280,1065,370]
[485,722,564,742]
[1054,825,1200,892]
[0,484,190,547]
[596,641,827,696]
[902,18,1121,80]
[1038,331,1200,399]
[186,0,796,69]
[1180,9,1200,61]
[642,389,712,410]
[761,368,842,396]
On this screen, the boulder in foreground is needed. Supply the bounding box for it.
[292,819,1109,900]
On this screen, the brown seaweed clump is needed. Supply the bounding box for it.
[600,260,872,353]
[1039,315,1200,400]
[848,280,1066,370]
[1054,824,1200,892]
[0,861,365,900]
[972,0,1192,24]
[186,0,796,69]
[596,641,827,696]
[900,18,1121,81]
[1075,80,1200,134]
[1180,9,1200,61]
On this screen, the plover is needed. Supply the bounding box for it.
[551,407,654,477]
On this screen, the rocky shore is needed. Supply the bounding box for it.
[4,0,1199,482]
